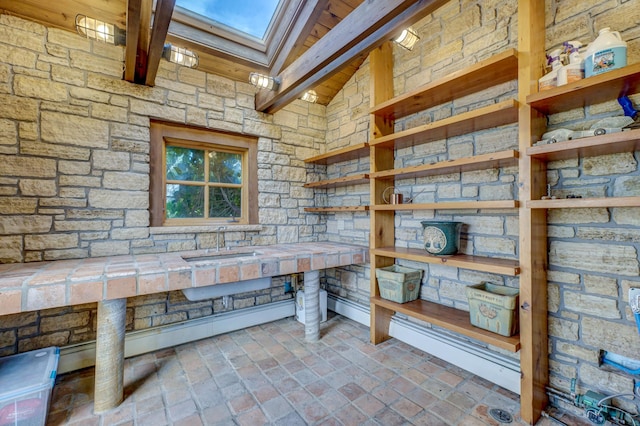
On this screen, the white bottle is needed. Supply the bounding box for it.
[538,49,563,91]
[583,28,627,78]
[557,41,583,86]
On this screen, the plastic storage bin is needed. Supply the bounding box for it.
[466,282,519,337]
[296,289,328,324]
[0,347,59,426]
[375,265,423,303]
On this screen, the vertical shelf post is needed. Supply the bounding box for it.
[518,0,549,423]
[369,42,396,344]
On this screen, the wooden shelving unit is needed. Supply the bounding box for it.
[527,128,640,161]
[371,247,520,276]
[304,143,370,165]
[303,173,369,189]
[370,296,521,352]
[526,78,640,208]
[371,48,519,119]
[367,45,523,363]
[371,150,519,180]
[528,196,640,209]
[521,9,640,421]
[304,206,369,212]
[370,100,519,150]
[372,200,518,210]
[304,143,370,212]
[526,62,640,114]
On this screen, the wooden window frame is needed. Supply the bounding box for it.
[150,121,258,227]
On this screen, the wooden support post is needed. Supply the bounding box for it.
[304,270,321,342]
[518,0,548,423]
[94,298,127,414]
[369,42,396,344]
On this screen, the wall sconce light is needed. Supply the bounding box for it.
[75,14,125,46]
[249,73,279,91]
[162,44,199,68]
[301,90,318,103]
[394,27,420,51]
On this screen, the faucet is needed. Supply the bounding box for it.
[215,226,226,252]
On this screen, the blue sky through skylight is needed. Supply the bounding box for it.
[176,0,281,39]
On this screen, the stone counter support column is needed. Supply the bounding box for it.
[304,270,321,342]
[94,298,127,413]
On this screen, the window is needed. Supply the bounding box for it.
[150,122,258,226]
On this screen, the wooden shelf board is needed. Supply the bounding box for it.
[371,150,519,180]
[370,296,521,352]
[371,247,520,276]
[303,174,369,189]
[526,128,640,161]
[370,100,519,150]
[304,206,369,212]
[304,143,370,165]
[372,200,518,210]
[527,196,640,209]
[526,63,640,114]
[370,49,518,119]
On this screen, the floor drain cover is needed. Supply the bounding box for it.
[489,408,513,423]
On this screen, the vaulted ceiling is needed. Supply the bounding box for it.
[0,0,445,112]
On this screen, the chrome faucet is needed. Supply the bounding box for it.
[216,226,226,252]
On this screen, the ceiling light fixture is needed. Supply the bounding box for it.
[394,27,420,51]
[162,44,199,68]
[75,14,125,46]
[249,73,279,91]
[301,90,318,103]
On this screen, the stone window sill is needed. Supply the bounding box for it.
[149,225,263,234]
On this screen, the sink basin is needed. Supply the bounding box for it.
[183,251,259,262]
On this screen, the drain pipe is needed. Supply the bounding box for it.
[600,350,640,376]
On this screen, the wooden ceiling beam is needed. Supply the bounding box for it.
[144,0,176,86]
[270,0,329,74]
[135,0,152,83]
[124,0,142,82]
[256,0,448,113]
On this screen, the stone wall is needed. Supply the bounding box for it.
[543,0,640,410]
[0,13,326,263]
[0,13,322,354]
[322,0,640,411]
[2,0,640,411]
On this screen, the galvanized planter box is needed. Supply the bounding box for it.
[375,265,422,303]
[466,282,519,337]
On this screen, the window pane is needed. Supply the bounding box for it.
[166,184,204,218]
[166,146,205,181]
[209,187,241,218]
[209,151,242,184]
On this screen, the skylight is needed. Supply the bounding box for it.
[175,0,281,39]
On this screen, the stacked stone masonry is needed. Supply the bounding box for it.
[1,0,640,416]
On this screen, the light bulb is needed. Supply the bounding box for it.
[394,27,420,51]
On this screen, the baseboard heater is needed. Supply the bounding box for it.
[58,294,521,394]
[58,299,295,374]
[327,294,521,394]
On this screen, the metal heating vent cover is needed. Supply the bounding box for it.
[489,408,513,423]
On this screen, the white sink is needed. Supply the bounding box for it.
[182,277,271,301]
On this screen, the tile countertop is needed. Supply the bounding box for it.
[0,242,368,316]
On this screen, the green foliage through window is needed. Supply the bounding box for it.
[165,144,243,221]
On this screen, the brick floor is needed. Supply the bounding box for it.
[48,314,587,425]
